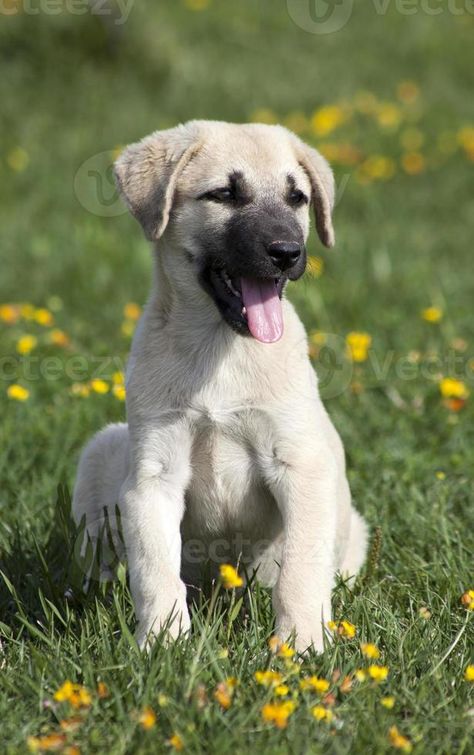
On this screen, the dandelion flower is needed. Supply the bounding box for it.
[401,152,425,175]
[49,329,70,347]
[361,642,380,659]
[71,383,90,398]
[97,681,109,699]
[311,705,333,722]
[355,669,367,682]
[328,619,357,638]
[34,308,53,327]
[54,681,91,709]
[268,636,294,658]
[460,590,474,611]
[376,103,402,129]
[219,563,243,589]
[368,665,389,683]
[113,384,126,401]
[123,302,141,321]
[7,146,29,172]
[213,678,237,710]
[254,670,283,687]
[0,304,19,324]
[421,306,442,323]
[381,696,395,709]
[439,378,469,400]
[346,332,372,363]
[7,384,30,401]
[306,257,324,278]
[90,379,109,395]
[16,334,37,355]
[138,705,156,730]
[388,725,412,752]
[300,676,330,694]
[168,733,184,750]
[464,665,474,682]
[311,105,346,137]
[274,684,290,696]
[27,733,66,752]
[261,700,295,729]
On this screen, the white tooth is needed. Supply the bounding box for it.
[242,306,247,315]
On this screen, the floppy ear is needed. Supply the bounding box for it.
[114,125,201,241]
[291,137,335,248]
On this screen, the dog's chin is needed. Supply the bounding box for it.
[200,265,287,338]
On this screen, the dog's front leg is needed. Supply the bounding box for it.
[270,447,338,654]
[120,421,192,649]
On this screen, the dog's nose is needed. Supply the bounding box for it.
[267,241,301,271]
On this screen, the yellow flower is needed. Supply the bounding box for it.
[421,306,443,323]
[397,80,420,104]
[360,642,380,660]
[355,669,367,682]
[376,103,402,129]
[138,705,156,730]
[261,700,295,729]
[359,156,396,182]
[401,152,426,175]
[381,696,395,709]
[354,90,378,114]
[254,670,283,687]
[7,146,29,172]
[112,370,125,385]
[268,636,294,658]
[300,676,330,694]
[49,329,70,347]
[464,665,474,682]
[457,127,474,160]
[16,334,37,354]
[388,725,412,752]
[439,377,469,400]
[27,733,66,751]
[219,563,243,589]
[213,678,237,710]
[121,320,135,337]
[168,733,184,750]
[368,665,389,683]
[184,0,210,10]
[158,693,169,707]
[274,684,290,696]
[435,471,446,480]
[346,332,372,363]
[251,108,278,125]
[306,256,324,278]
[460,590,474,611]
[311,705,333,722]
[20,303,36,320]
[123,302,141,321]
[59,717,82,732]
[71,383,90,398]
[328,619,357,638]
[284,111,309,135]
[54,680,92,708]
[97,681,109,698]
[113,384,126,401]
[0,304,19,324]
[311,105,346,137]
[400,128,424,151]
[34,308,53,326]
[7,384,30,401]
[90,379,109,395]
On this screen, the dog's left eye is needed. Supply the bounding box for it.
[200,188,235,202]
[288,189,308,207]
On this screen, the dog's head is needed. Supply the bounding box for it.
[115,120,335,343]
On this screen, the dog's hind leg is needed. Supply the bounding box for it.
[72,423,129,585]
[338,507,368,584]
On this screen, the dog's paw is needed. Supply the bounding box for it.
[276,612,332,655]
[135,595,191,651]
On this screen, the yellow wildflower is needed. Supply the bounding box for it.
[71,383,90,398]
[185,0,210,10]
[360,642,380,660]
[121,320,135,337]
[268,636,294,658]
[355,669,367,682]
[458,127,474,160]
[464,665,474,682]
[460,590,474,611]
[388,725,412,752]
[7,384,30,401]
[419,606,431,620]
[306,256,324,278]
[97,681,109,699]
[59,717,82,732]
[354,90,378,114]
[261,700,295,729]
[213,677,237,710]
[274,684,290,696]
[346,332,372,363]
[368,665,389,683]
[27,733,66,751]
[158,693,169,707]
[255,670,283,687]
[168,734,184,750]
[402,152,425,175]
[284,111,309,135]
[397,80,420,104]
[16,334,37,355]
[435,471,446,480]
[90,379,109,395]
[7,146,29,172]
[439,377,469,400]
[359,155,396,182]
[421,306,443,323]
[300,676,330,694]
[0,304,19,324]
[113,384,126,401]
[138,705,156,730]
[311,705,333,723]
[251,108,278,125]
[34,308,53,327]
[311,105,345,137]
[49,329,70,347]
[219,563,243,589]
[400,128,424,151]
[381,696,395,709]
[328,619,357,638]
[54,680,92,708]
[112,371,125,385]
[123,302,141,321]
[20,303,36,320]
[376,103,401,129]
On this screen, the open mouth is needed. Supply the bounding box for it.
[201,267,286,343]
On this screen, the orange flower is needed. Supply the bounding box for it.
[261,700,295,729]
[138,705,156,730]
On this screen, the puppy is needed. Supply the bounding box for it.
[73,120,368,653]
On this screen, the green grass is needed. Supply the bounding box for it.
[0,2,473,752]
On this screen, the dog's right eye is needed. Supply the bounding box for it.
[199,188,234,203]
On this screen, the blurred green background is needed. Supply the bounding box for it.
[1,2,473,752]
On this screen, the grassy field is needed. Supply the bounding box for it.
[1,1,473,753]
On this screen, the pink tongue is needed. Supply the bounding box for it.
[240,278,283,343]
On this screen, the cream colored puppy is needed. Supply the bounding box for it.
[73,120,368,653]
